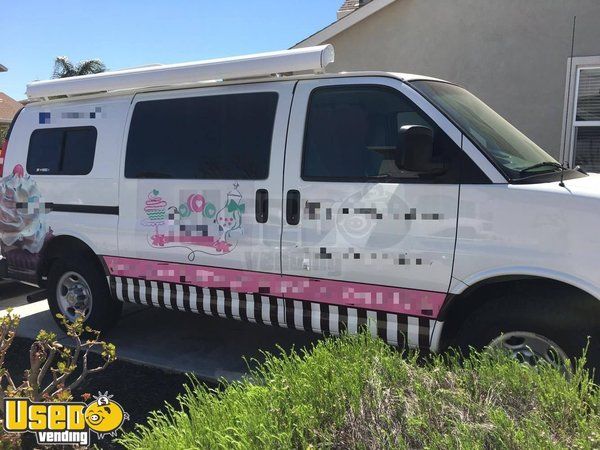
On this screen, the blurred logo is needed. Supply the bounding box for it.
[335,184,411,247]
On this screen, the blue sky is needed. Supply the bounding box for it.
[0,1,341,100]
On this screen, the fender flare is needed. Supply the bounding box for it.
[451,266,600,304]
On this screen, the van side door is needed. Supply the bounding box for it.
[115,82,294,306]
[280,77,465,345]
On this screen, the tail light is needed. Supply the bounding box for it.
[0,137,7,177]
[1,107,24,177]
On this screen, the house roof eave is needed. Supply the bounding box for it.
[291,0,397,48]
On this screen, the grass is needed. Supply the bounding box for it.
[118,333,599,449]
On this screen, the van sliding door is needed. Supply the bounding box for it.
[115,82,294,287]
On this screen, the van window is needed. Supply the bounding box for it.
[125,92,278,179]
[302,86,484,183]
[27,127,97,175]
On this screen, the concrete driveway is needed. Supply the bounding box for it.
[0,280,320,383]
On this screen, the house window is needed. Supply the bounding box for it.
[573,67,600,171]
[562,58,600,172]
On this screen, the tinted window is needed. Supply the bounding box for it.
[125,92,278,179]
[411,80,562,182]
[27,127,97,175]
[302,86,487,183]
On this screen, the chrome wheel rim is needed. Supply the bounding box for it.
[56,271,93,321]
[489,331,570,373]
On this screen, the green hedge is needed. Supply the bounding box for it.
[119,333,599,449]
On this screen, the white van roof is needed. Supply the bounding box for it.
[26,46,335,100]
[25,45,447,102]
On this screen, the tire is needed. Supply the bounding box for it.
[451,288,599,378]
[47,254,122,333]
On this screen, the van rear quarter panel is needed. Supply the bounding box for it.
[5,95,133,255]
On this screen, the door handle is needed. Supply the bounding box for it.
[286,190,300,225]
[255,189,268,223]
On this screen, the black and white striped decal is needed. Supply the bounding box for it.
[109,276,435,348]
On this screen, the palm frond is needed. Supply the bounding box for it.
[52,56,76,79]
[75,59,106,76]
[51,57,106,78]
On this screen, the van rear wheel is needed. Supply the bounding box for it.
[451,291,599,379]
[47,255,122,332]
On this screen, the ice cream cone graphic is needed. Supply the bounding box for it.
[0,164,51,269]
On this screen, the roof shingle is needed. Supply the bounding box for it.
[0,92,23,124]
[338,0,372,18]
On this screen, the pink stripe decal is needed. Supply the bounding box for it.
[102,256,445,318]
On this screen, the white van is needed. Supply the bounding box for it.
[0,46,597,371]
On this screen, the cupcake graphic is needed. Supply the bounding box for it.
[0,165,51,270]
[143,189,167,234]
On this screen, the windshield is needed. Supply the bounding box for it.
[411,80,562,181]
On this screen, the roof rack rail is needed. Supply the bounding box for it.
[26,45,335,100]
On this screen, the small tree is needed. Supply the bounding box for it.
[0,309,116,448]
[52,56,106,78]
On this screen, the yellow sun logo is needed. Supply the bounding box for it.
[84,392,129,438]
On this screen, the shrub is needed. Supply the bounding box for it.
[119,332,599,450]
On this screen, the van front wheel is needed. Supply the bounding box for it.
[451,292,599,377]
[47,255,122,332]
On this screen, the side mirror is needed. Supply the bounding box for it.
[396,125,444,174]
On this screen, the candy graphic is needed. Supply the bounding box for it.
[203,202,216,218]
[145,184,245,257]
[178,203,191,218]
[187,193,206,213]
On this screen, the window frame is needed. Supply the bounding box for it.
[300,84,464,184]
[561,56,600,167]
[123,91,279,181]
[26,126,97,176]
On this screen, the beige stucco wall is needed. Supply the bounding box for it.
[297,0,600,159]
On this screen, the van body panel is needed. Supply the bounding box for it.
[103,255,446,318]
[0,66,597,357]
[117,82,295,274]
[49,217,119,256]
[453,177,600,300]
[1,96,131,277]
[281,77,461,294]
[103,254,440,347]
